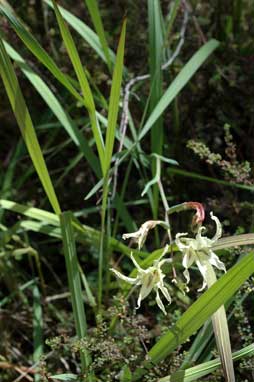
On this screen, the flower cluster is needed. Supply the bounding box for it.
[111,210,226,315]
[110,245,172,315]
[176,212,226,291]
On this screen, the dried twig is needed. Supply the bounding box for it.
[111,2,189,199]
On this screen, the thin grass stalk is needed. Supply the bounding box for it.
[98,19,126,308]
[32,284,43,382]
[148,0,164,231]
[60,212,92,377]
[83,0,112,72]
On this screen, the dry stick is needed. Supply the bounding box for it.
[11,351,54,382]
[111,4,189,200]
[182,0,206,44]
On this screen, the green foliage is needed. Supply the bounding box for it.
[0,1,254,381]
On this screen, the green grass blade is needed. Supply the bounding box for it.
[0,1,81,101]
[164,0,181,44]
[104,18,126,175]
[148,0,164,221]
[52,0,105,170]
[3,39,101,177]
[0,199,147,258]
[133,252,254,379]
[170,168,254,191]
[49,374,78,381]
[98,18,126,306]
[43,0,115,65]
[0,38,61,215]
[159,343,254,382]
[84,0,112,71]
[60,211,91,373]
[139,39,220,141]
[33,284,43,382]
[0,2,110,127]
[0,139,23,220]
[0,199,59,226]
[169,167,254,191]
[79,264,97,308]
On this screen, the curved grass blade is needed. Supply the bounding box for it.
[3,39,101,177]
[139,39,220,141]
[98,18,127,306]
[83,0,112,71]
[43,0,115,65]
[0,38,61,215]
[0,2,109,125]
[104,17,126,175]
[133,252,254,379]
[0,199,146,258]
[169,167,254,191]
[52,0,105,170]
[0,1,81,101]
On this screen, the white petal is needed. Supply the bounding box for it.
[196,259,208,279]
[196,259,208,291]
[209,251,226,272]
[196,226,206,241]
[197,278,207,292]
[122,231,140,240]
[137,292,142,309]
[130,253,143,272]
[183,268,190,284]
[175,233,189,250]
[182,248,196,269]
[210,212,222,242]
[138,273,154,301]
[156,244,169,263]
[110,268,137,284]
[158,283,171,304]
[155,288,167,315]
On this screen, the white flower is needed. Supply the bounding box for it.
[175,212,226,291]
[122,220,169,250]
[110,245,172,315]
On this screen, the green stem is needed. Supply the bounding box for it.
[98,172,110,309]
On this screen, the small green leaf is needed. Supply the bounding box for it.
[120,365,132,382]
[49,374,78,381]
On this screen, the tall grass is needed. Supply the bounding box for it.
[1,1,254,381]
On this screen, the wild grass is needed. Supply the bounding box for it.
[0,0,254,381]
